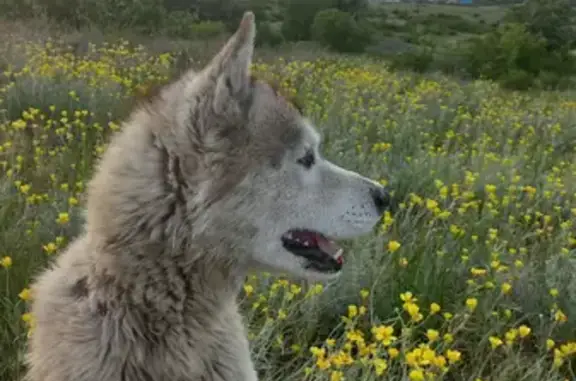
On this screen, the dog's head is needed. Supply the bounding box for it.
[162,13,391,282]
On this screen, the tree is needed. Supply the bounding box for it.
[504,0,576,51]
[281,0,333,41]
[311,8,372,53]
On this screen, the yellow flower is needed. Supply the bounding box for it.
[373,358,388,375]
[56,212,70,225]
[1,256,13,268]
[316,357,331,370]
[371,325,396,346]
[518,325,531,338]
[21,312,35,327]
[446,349,461,363]
[409,369,425,381]
[470,267,487,276]
[243,284,254,296]
[505,329,518,345]
[546,339,556,350]
[430,303,441,314]
[387,347,399,358]
[465,297,478,312]
[330,370,343,381]
[489,336,503,349]
[42,242,58,255]
[19,288,32,301]
[554,309,568,323]
[347,305,358,318]
[501,282,512,294]
[549,288,559,297]
[426,329,439,342]
[388,240,401,253]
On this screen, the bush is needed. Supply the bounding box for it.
[163,10,199,39]
[311,8,372,53]
[281,0,333,41]
[188,21,226,39]
[460,23,547,89]
[36,0,167,32]
[388,48,435,73]
[255,22,284,48]
[499,68,535,91]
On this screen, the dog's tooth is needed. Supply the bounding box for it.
[335,248,344,258]
[303,241,309,246]
[286,232,293,240]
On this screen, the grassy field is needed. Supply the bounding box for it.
[1,22,576,381]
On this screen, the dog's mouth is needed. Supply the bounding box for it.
[281,229,344,273]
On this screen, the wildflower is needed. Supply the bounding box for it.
[505,329,518,345]
[21,312,34,325]
[546,339,555,350]
[426,329,439,342]
[42,242,58,255]
[373,358,388,375]
[470,267,487,276]
[387,348,399,358]
[518,325,531,338]
[243,284,254,296]
[347,305,358,318]
[56,212,70,225]
[554,309,568,323]
[330,371,344,381]
[19,288,32,301]
[430,303,441,314]
[489,336,503,349]
[501,282,512,294]
[388,240,401,253]
[371,325,396,346]
[1,256,13,268]
[465,297,478,312]
[446,349,462,364]
[409,369,425,381]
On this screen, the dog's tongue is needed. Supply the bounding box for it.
[316,234,342,258]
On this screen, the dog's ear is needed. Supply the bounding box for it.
[209,12,256,110]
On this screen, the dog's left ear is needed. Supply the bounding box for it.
[210,12,255,110]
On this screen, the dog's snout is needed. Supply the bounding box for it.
[370,186,390,215]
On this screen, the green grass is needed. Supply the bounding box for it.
[1,23,576,381]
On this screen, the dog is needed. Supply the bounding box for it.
[25,12,390,381]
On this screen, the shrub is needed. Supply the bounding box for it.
[281,0,333,41]
[36,0,168,32]
[188,20,226,39]
[311,8,372,53]
[388,48,434,73]
[460,23,547,89]
[255,22,284,48]
[163,10,199,39]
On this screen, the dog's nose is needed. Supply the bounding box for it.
[370,186,391,215]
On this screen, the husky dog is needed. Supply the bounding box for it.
[25,12,390,381]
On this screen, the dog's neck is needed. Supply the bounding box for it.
[85,224,248,334]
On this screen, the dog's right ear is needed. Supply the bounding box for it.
[208,12,256,112]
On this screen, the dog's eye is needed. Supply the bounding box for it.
[297,150,315,169]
